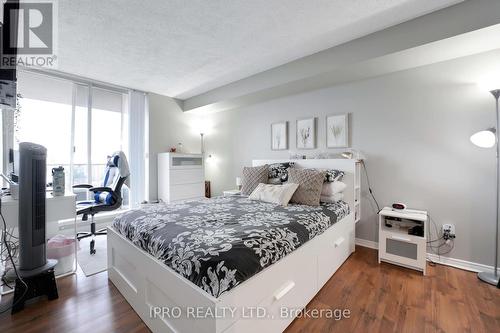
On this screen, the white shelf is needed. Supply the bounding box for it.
[380,224,422,238]
[223,189,241,196]
[379,207,428,222]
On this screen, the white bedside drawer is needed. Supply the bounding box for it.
[378,207,428,275]
[379,229,426,273]
[223,190,241,197]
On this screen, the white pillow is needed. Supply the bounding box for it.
[320,193,344,203]
[249,183,299,206]
[321,181,347,196]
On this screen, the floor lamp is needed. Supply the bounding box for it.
[471,84,500,286]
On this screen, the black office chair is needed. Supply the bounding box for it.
[74,151,129,255]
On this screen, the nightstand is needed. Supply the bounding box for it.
[378,207,428,275]
[223,189,242,197]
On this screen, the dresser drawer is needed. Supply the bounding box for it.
[170,169,204,185]
[169,182,205,201]
[169,155,203,168]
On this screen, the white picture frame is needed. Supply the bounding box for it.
[296,117,316,150]
[271,121,288,150]
[326,114,349,148]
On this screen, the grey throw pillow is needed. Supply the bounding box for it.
[288,168,326,206]
[241,165,269,195]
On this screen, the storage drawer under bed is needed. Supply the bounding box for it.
[317,218,353,287]
[220,217,354,333]
[220,237,318,333]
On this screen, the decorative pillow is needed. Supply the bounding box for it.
[287,168,326,206]
[320,193,344,203]
[324,169,345,182]
[241,165,269,195]
[321,181,347,196]
[268,162,295,184]
[249,183,299,206]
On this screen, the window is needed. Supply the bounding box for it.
[14,71,130,207]
[90,87,126,185]
[16,97,73,185]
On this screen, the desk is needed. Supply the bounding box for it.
[1,193,76,229]
[0,192,77,296]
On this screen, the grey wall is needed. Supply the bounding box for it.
[194,49,499,267]
[148,49,499,266]
[148,93,235,201]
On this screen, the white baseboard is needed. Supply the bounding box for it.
[355,238,378,250]
[355,238,494,274]
[426,253,494,273]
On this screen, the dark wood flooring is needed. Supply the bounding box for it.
[1,246,499,333]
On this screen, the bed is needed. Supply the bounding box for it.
[107,159,359,333]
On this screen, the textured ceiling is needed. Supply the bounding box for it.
[57,0,462,98]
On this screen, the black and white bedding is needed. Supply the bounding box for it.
[112,196,349,298]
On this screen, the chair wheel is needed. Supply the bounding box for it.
[90,240,96,255]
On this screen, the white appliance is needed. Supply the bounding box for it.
[157,153,204,203]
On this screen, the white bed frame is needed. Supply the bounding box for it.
[107,159,358,333]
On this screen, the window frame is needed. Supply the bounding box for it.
[14,68,130,203]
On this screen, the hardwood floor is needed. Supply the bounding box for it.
[1,246,498,333]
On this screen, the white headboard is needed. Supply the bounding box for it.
[252,159,359,217]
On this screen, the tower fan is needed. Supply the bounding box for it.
[11,142,58,313]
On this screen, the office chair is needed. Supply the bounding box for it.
[74,151,130,255]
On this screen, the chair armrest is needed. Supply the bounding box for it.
[73,184,93,189]
[89,187,113,193]
[89,187,119,204]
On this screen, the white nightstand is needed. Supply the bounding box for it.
[223,189,242,197]
[378,207,428,275]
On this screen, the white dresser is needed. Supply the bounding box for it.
[157,153,205,203]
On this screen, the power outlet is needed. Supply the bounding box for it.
[442,223,456,239]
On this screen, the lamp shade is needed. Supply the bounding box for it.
[470,129,496,148]
[341,149,365,160]
[341,151,353,159]
[478,73,500,92]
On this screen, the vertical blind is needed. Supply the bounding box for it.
[128,90,148,207]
